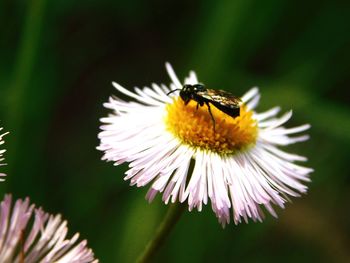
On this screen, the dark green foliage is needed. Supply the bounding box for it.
[0,0,349,262]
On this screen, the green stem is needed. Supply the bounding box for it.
[9,0,46,124]
[6,0,46,178]
[136,202,186,263]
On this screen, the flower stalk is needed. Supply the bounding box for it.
[136,202,187,263]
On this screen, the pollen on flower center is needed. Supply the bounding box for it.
[165,97,258,154]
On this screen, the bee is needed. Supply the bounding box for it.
[167,84,241,130]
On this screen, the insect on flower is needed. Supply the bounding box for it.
[98,63,312,226]
[167,84,242,130]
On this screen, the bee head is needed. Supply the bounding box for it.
[180,84,205,103]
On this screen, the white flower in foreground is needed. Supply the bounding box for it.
[98,63,313,226]
[0,128,8,181]
[0,194,98,263]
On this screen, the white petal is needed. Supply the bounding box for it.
[165,62,182,89]
[184,71,199,85]
[241,87,259,103]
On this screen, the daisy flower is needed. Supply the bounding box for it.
[0,194,98,263]
[98,63,313,226]
[0,128,8,181]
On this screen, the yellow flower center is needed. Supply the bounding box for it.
[165,97,258,155]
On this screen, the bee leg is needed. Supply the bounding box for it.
[196,101,204,110]
[205,102,216,132]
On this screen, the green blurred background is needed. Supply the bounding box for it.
[1,0,350,262]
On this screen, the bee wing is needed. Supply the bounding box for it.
[198,89,241,108]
